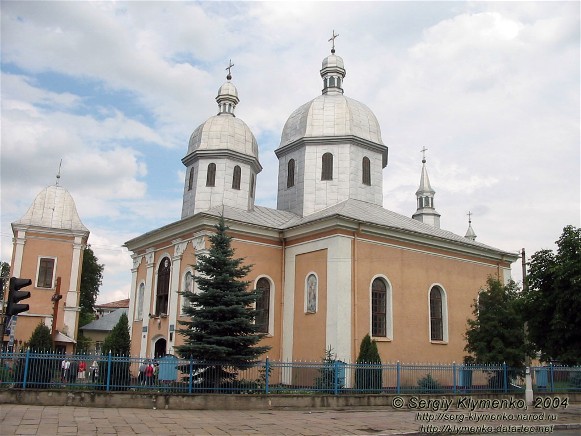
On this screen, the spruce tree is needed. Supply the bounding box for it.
[355,334,382,391]
[177,216,270,387]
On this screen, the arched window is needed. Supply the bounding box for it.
[188,168,195,191]
[206,163,216,187]
[321,153,333,180]
[135,282,144,321]
[287,159,295,188]
[430,287,444,341]
[181,271,193,315]
[306,273,318,313]
[255,278,270,333]
[232,165,241,190]
[250,173,255,198]
[155,257,171,316]
[372,278,387,337]
[362,157,371,185]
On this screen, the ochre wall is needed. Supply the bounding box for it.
[292,249,327,361]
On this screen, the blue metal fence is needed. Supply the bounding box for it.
[1,351,579,394]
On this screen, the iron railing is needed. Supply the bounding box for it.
[1,351,579,394]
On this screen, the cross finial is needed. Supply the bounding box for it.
[56,159,62,186]
[328,30,339,54]
[225,59,234,80]
[420,147,428,163]
[467,211,473,223]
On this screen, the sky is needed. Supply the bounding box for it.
[1,1,579,304]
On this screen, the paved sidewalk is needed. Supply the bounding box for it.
[0,403,580,435]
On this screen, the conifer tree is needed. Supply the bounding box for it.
[99,312,131,390]
[355,334,382,391]
[177,216,270,386]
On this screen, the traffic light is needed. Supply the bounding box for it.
[6,277,32,317]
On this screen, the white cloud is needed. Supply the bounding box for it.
[1,1,578,300]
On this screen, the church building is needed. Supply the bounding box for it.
[5,177,89,353]
[125,44,517,364]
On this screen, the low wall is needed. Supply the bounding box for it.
[1,390,579,410]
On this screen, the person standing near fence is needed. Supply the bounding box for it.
[138,360,147,385]
[61,358,70,383]
[145,361,154,386]
[77,360,86,382]
[90,360,98,383]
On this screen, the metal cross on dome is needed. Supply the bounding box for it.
[226,59,234,79]
[328,30,339,53]
[420,147,428,162]
[467,211,473,223]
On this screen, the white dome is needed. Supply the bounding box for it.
[279,94,383,148]
[188,115,259,159]
[14,185,88,232]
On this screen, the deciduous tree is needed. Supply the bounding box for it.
[524,225,581,365]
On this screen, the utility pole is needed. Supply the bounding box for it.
[522,248,534,405]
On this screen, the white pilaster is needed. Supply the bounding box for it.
[128,255,143,336]
[63,237,84,340]
[12,230,26,277]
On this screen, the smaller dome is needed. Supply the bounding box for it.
[13,185,88,232]
[321,54,345,75]
[216,81,239,104]
[188,115,259,159]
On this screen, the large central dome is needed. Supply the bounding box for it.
[279,94,383,148]
[278,51,383,149]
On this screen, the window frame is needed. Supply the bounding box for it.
[429,285,448,343]
[255,277,271,334]
[155,257,171,316]
[287,159,295,188]
[362,156,371,186]
[370,275,393,340]
[180,270,194,316]
[36,256,57,289]
[321,153,333,181]
[206,163,216,187]
[232,165,241,190]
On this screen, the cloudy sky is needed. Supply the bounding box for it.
[1,1,579,304]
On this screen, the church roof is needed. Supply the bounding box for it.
[13,185,88,233]
[200,199,515,258]
[80,308,128,332]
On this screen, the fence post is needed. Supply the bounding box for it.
[22,348,31,390]
[396,361,401,394]
[503,362,508,393]
[452,362,457,394]
[265,358,270,395]
[106,351,112,392]
[333,359,339,395]
[188,355,193,394]
[549,362,554,393]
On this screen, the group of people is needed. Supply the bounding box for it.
[138,360,158,385]
[61,358,99,383]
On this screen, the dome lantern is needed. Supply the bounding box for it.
[216,60,239,116]
[321,30,346,95]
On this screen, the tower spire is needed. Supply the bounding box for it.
[465,211,477,241]
[412,148,441,228]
